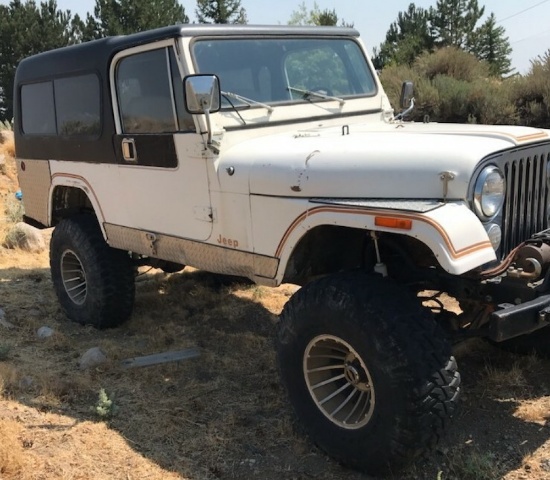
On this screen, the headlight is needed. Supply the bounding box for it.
[474,166,505,219]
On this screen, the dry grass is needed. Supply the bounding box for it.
[514,397,550,424]
[0,418,27,477]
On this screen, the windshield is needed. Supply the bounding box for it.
[192,38,377,109]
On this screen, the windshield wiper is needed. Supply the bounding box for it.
[287,86,345,106]
[221,91,273,113]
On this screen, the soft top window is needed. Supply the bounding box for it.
[21,73,101,136]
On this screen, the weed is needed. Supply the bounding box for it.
[94,388,117,418]
[251,285,265,300]
[445,449,499,480]
[5,197,24,224]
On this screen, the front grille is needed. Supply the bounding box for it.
[501,150,550,256]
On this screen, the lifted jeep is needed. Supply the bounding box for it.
[14,25,550,475]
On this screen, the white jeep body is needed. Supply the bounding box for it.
[15,26,550,289]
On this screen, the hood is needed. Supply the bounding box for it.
[220,122,550,199]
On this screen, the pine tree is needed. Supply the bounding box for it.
[373,4,434,69]
[288,2,351,27]
[196,0,247,24]
[375,0,512,78]
[431,0,484,49]
[0,0,80,121]
[80,0,189,40]
[469,13,512,76]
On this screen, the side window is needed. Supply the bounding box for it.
[21,82,56,134]
[117,47,194,134]
[54,74,101,136]
[21,75,101,136]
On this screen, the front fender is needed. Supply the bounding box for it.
[274,201,495,281]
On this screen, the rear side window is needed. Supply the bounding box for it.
[21,73,101,136]
[21,82,56,134]
[54,74,101,135]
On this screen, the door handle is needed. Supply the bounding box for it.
[121,138,137,162]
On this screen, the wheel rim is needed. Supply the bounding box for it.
[60,250,88,305]
[303,334,375,429]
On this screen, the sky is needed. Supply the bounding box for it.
[3,0,550,74]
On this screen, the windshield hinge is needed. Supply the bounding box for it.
[439,171,456,201]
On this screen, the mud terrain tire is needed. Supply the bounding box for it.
[277,272,460,475]
[50,215,135,328]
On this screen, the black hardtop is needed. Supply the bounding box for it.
[16,24,359,83]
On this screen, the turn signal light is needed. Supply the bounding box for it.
[374,216,413,230]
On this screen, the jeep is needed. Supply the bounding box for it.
[14,25,550,475]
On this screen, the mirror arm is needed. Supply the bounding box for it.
[394,97,415,121]
[202,108,220,154]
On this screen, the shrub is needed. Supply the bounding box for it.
[467,78,518,125]
[379,47,518,125]
[415,46,491,82]
[379,64,440,122]
[510,51,550,128]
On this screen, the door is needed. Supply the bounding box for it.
[112,41,212,241]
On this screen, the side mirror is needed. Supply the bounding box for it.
[184,74,221,114]
[399,81,414,109]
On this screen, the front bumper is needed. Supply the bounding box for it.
[489,295,550,342]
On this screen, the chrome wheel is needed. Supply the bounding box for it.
[60,250,87,305]
[303,334,375,429]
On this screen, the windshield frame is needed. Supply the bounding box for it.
[189,35,378,111]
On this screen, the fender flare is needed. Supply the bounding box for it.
[274,202,496,281]
[49,174,107,236]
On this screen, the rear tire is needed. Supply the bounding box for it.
[277,272,460,475]
[50,215,135,328]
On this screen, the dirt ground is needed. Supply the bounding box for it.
[1,136,550,480]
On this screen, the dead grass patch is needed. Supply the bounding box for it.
[483,360,529,391]
[514,397,550,424]
[0,419,26,477]
[0,363,18,398]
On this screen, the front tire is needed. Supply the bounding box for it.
[50,215,135,328]
[277,272,460,475]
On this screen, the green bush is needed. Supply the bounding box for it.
[379,64,440,122]
[379,47,519,125]
[467,79,518,125]
[415,47,490,82]
[510,51,550,128]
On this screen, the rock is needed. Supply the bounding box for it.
[0,309,14,329]
[36,326,54,339]
[79,347,107,370]
[19,376,34,390]
[29,309,41,318]
[541,459,550,472]
[3,223,46,253]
